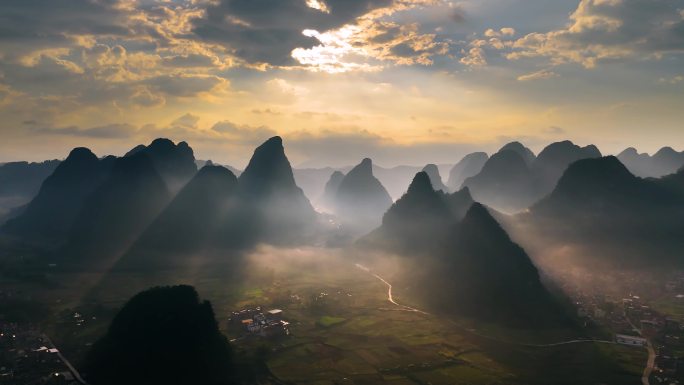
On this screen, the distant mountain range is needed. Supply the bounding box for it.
[617,147,684,178]
[0,159,60,221]
[2,137,683,278]
[462,140,602,213]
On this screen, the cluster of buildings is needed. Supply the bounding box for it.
[0,322,80,384]
[624,296,684,383]
[570,283,684,382]
[228,307,290,338]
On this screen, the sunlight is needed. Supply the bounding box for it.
[291,26,381,73]
[305,0,330,13]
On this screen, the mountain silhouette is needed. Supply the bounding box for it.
[617,147,684,178]
[333,158,393,233]
[533,140,602,194]
[365,172,452,253]
[125,138,197,193]
[238,136,316,243]
[2,148,114,245]
[362,172,564,324]
[436,203,562,323]
[446,152,488,192]
[85,285,236,385]
[500,141,536,165]
[321,170,345,210]
[63,153,171,263]
[121,165,257,268]
[461,141,601,213]
[462,149,536,213]
[422,164,448,192]
[521,156,684,266]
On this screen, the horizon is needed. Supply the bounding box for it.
[0,0,682,166]
[1,136,681,170]
[2,2,684,385]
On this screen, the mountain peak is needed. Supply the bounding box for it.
[261,135,284,149]
[66,147,98,163]
[407,171,434,195]
[499,142,535,164]
[239,136,297,196]
[619,147,639,156]
[358,157,373,172]
[334,158,392,232]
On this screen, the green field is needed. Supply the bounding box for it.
[0,246,649,384]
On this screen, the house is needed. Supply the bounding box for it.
[260,321,289,337]
[616,334,647,346]
[267,309,283,321]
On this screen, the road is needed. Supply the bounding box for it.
[357,264,616,347]
[43,335,89,385]
[624,313,656,385]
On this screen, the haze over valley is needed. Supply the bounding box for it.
[1,0,684,384]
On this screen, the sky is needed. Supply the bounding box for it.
[0,0,682,168]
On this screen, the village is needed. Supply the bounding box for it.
[227,307,291,339]
[567,272,684,384]
[0,321,84,384]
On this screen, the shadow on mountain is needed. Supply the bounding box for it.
[361,172,569,327]
[125,138,197,194]
[2,148,115,248]
[61,153,171,266]
[238,136,318,245]
[116,165,258,271]
[513,156,684,269]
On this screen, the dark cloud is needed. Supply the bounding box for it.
[0,0,132,58]
[450,6,466,23]
[191,0,394,65]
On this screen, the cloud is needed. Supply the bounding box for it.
[460,47,487,67]
[543,126,566,135]
[505,0,684,68]
[449,5,467,23]
[191,0,444,68]
[484,28,516,38]
[29,123,139,138]
[211,121,278,144]
[144,74,229,97]
[659,75,684,84]
[191,0,391,66]
[517,69,558,81]
[0,0,133,59]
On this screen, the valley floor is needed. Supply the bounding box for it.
[1,246,652,385]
